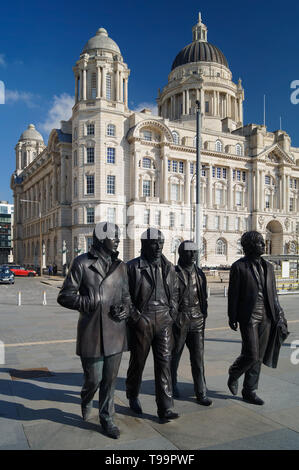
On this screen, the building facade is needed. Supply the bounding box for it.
[11,14,299,269]
[0,201,14,264]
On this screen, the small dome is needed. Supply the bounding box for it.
[82,28,121,55]
[19,124,44,142]
[171,41,229,71]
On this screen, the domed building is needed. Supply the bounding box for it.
[11,14,299,271]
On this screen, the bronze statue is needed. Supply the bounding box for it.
[57,222,131,438]
[171,241,212,406]
[227,231,288,405]
[126,228,180,422]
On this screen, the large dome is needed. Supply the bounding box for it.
[19,124,44,142]
[171,41,229,71]
[82,28,121,55]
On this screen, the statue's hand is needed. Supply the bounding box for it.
[229,320,238,331]
[110,305,128,322]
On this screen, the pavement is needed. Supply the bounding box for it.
[0,276,299,451]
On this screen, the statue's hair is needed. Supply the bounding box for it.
[241,231,264,256]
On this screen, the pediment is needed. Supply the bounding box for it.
[263,144,294,165]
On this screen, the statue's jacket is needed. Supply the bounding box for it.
[228,256,288,368]
[57,246,131,358]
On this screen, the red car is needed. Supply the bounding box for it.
[6,265,37,277]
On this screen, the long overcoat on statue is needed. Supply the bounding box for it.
[57,246,131,358]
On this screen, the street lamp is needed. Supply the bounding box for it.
[20,199,43,276]
[195,100,201,267]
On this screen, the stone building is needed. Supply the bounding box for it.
[11,14,299,269]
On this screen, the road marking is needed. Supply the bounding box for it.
[3,321,299,348]
[5,339,76,347]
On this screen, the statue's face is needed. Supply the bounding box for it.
[254,236,265,256]
[143,238,164,262]
[101,232,120,254]
[181,249,197,266]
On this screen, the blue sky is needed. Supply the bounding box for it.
[0,0,299,203]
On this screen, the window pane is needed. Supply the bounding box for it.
[86,175,94,194]
[106,74,111,100]
[143,180,151,197]
[107,175,115,194]
[86,207,95,223]
[143,130,152,141]
[107,147,115,164]
[87,147,94,164]
[155,210,161,226]
[142,158,151,169]
[107,124,115,136]
[171,183,179,201]
[87,123,94,135]
[144,209,150,225]
[107,207,116,223]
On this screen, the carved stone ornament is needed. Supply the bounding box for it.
[285,218,290,230]
[258,215,264,228]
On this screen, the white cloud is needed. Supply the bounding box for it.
[5,89,38,108]
[0,54,6,67]
[132,101,158,115]
[39,93,74,134]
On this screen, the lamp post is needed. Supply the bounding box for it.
[20,199,42,276]
[195,100,201,267]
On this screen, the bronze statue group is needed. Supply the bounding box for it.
[57,223,288,439]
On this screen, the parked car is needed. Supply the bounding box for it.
[0,267,14,284]
[2,265,37,277]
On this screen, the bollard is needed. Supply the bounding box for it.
[18,291,21,306]
[224,286,227,297]
[42,291,47,306]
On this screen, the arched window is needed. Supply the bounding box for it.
[172,131,180,145]
[215,140,223,152]
[216,238,226,255]
[236,144,242,156]
[107,124,115,136]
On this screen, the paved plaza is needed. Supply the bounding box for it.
[0,276,298,450]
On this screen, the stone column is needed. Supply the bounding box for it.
[163,154,168,203]
[186,89,189,114]
[115,67,119,101]
[101,67,106,98]
[60,155,66,204]
[208,165,213,208]
[285,174,289,212]
[96,65,101,98]
[170,95,174,120]
[82,68,86,100]
[182,90,185,115]
[260,169,265,211]
[124,78,128,106]
[75,75,79,103]
[228,167,233,210]
[185,161,190,205]
[255,168,259,211]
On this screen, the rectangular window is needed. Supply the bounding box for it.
[171,183,180,201]
[190,162,194,175]
[144,209,150,225]
[201,165,206,177]
[90,73,96,99]
[180,213,185,227]
[236,170,241,181]
[216,167,221,179]
[224,216,229,231]
[236,191,242,206]
[155,210,161,226]
[86,207,95,224]
[74,150,78,166]
[168,160,171,171]
[172,160,178,173]
[107,147,115,164]
[222,168,227,179]
[74,178,78,197]
[87,123,95,135]
[214,215,220,230]
[179,161,184,174]
[233,169,236,180]
[202,214,207,228]
[106,74,112,100]
[86,147,95,164]
[235,217,240,231]
[107,175,115,195]
[107,207,116,223]
[242,171,246,182]
[74,209,78,225]
[205,101,209,113]
[215,188,223,205]
[265,175,271,185]
[143,180,151,197]
[86,175,94,194]
[212,167,215,178]
[142,157,151,169]
[169,212,175,228]
[289,198,294,212]
[265,194,270,209]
